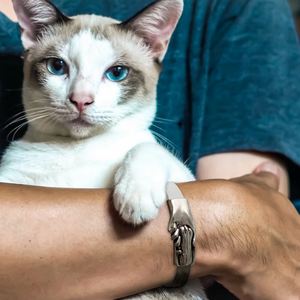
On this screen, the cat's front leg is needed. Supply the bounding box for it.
[114,142,194,225]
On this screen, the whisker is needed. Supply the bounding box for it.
[30,99,52,104]
[7,121,29,143]
[7,113,52,142]
[3,109,55,131]
[40,118,52,134]
[150,123,166,132]
[183,157,192,169]
[4,107,55,124]
[150,130,178,152]
[10,123,28,142]
[49,114,60,132]
[154,117,177,123]
[40,112,57,133]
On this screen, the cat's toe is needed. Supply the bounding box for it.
[114,176,167,225]
[120,195,159,224]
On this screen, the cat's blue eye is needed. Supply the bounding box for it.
[46,58,68,76]
[105,66,129,82]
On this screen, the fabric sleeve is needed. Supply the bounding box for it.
[201,0,300,160]
[199,0,300,180]
[0,12,23,55]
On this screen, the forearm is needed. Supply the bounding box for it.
[197,151,289,196]
[0,183,177,300]
[1,165,299,300]
[0,180,242,300]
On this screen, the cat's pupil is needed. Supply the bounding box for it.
[113,67,122,77]
[53,60,64,71]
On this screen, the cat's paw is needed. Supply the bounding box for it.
[114,163,167,225]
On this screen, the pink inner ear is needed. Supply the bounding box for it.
[12,0,63,50]
[12,0,38,49]
[21,31,37,49]
[156,23,176,42]
[19,15,37,48]
[130,1,183,61]
[147,19,179,60]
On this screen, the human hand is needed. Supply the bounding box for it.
[178,162,300,300]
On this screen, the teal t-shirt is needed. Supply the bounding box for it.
[1,0,300,205]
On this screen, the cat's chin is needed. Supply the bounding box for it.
[68,123,106,140]
[68,126,93,140]
[66,118,96,139]
[66,117,117,139]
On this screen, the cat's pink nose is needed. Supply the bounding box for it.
[69,93,94,112]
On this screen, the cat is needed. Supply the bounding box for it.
[0,0,208,299]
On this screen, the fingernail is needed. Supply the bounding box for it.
[253,162,280,178]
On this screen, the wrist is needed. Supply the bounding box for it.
[176,181,256,280]
[176,181,233,278]
[164,182,196,287]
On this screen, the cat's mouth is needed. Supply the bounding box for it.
[69,117,93,127]
[65,116,96,139]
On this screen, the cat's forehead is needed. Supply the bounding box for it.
[32,15,153,69]
[45,14,121,41]
[66,30,115,73]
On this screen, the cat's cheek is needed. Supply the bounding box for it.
[95,80,122,109]
[46,75,69,100]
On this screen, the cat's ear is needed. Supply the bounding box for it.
[121,0,183,62]
[12,0,70,50]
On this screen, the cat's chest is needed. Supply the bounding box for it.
[0,130,155,188]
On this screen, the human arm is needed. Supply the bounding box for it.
[0,0,17,21]
[196,151,300,300]
[193,0,300,294]
[197,151,289,196]
[0,183,175,300]
[1,164,299,300]
[180,169,300,300]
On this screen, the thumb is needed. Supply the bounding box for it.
[253,162,280,191]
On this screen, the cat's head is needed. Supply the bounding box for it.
[12,0,183,139]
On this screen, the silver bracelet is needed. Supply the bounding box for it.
[164,182,196,288]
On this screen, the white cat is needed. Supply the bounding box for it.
[0,0,208,299]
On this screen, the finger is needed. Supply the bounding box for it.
[253,162,280,190]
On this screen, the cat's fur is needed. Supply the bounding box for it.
[0,0,208,299]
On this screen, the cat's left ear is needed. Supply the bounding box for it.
[12,0,71,50]
[121,0,183,62]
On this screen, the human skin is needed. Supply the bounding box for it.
[197,151,289,196]
[0,159,299,300]
[0,0,17,21]
[181,170,300,300]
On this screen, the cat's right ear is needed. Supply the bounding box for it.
[120,0,183,62]
[12,0,70,50]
